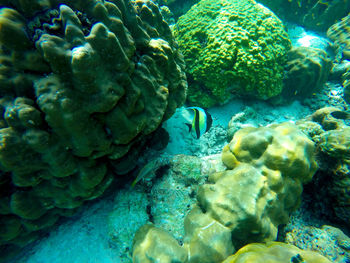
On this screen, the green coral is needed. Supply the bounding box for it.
[0,0,187,252]
[173,0,291,107]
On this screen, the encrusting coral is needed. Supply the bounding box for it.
[296,107,350,224]
[132,224,188,263]
[222,241,332,263]
[132,122,318,263]
[282,47,332,100]
[0,0,187,253]
[173,0,291,107]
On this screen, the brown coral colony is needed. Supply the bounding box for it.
[0,0,186,251]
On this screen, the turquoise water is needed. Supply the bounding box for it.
[0,0,349,262]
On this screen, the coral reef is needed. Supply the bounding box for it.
[132,122,318,263]
[284,222,350,262]
[327,14,350,60]
[163,106,228,157]
[222,241,332,263]
[109,154,223,263]
[282,47,332,100]
[132,224,188,263]
[330,60,350,81]
[173,0,291,107]
[296,107,350,224]
[258,0,350,32]
[222,122,317,178]
[0,0,186,252]
[155,0,199,22]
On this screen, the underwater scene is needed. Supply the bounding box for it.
[0,0,350,262]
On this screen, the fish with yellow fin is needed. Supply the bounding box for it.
[185,107,213,139]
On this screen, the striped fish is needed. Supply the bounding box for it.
[185,107,213,139]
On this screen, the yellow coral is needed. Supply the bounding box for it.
[132,123,318,263]
[132,224,187,263]
[222,122,318,183]
[222,241,332,263]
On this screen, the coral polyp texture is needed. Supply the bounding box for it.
[132,122,318,263]
[222,241,332,263]
[173,0,291,107]
[0,0,186,252]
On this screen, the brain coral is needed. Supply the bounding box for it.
[0,0,186,253]
[173,0,291,107]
